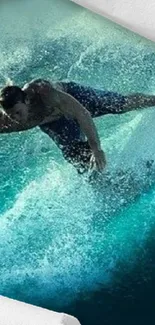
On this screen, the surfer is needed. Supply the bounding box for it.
[0,79,155,173]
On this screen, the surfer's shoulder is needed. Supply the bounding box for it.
[22,79,62,95]
[23,78,50,92]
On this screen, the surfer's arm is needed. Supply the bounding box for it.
[55,90,106,170]
[59,92,102,150]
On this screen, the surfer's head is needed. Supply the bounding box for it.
[0,85,28,123]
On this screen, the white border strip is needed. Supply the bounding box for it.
[0,296,81,325]
[71,0,155,42]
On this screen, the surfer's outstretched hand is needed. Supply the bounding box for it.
[90,149,106,171]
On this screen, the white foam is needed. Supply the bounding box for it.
[104,108,155,171]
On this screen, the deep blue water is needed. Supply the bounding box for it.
[1,0,155,324]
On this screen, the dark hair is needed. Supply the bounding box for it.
[0,86,26,110]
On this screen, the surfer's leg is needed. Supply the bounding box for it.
[60,81,126,117]
[121,93,155,113]
[40,117,92,173]
[61,81,155,116]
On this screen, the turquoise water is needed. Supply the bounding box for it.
[1,0,155,323]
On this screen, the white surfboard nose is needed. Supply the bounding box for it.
[0,296,81,325]
[70,0,155,42]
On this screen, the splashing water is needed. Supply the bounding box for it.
[1,0,155,311]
